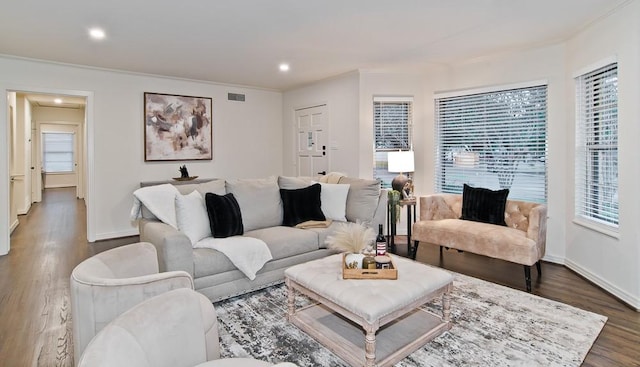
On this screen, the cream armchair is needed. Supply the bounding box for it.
[77,288,297,367]
[70,242,194,364]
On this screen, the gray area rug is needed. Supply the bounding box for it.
[215,271,607,366]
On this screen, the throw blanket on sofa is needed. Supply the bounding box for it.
[129,184,179,229]
[194,236,273,280]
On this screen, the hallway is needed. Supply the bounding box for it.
[0,188,136,366]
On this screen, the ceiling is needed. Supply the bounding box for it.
[0,0,632,91]
[22,93,86,109]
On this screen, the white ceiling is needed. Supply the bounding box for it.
[0,0,632,91]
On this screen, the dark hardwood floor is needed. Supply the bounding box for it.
[0,188,136,366]
[1,187,638,366]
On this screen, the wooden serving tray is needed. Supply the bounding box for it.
[342,254,398,280]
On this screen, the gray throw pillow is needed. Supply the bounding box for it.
[338,177,381,224]
[226,176,283,231]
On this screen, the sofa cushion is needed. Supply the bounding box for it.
[461,184,509,226]
[244,226,321,260]
[306,221,345,249]
[205,193,243,238]
[193,248,237,278]
[175,191,211,245]
[280,184,325,227]
[175,179,226,196]
[226,176,283,232]
[277,176,314,189]
[338,177,381,224]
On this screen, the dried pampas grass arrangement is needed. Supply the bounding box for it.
[325,222,376,253]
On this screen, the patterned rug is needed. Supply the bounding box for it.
[214,271,607,367]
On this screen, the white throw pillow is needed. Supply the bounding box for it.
[175,190,211,245]
[315,182,350,222]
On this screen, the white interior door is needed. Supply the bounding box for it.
[296,105,328,177]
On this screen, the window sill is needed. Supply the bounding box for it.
[572,217,619,239]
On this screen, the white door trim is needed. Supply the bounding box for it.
[1,85,95,256]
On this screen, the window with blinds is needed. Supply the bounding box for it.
[434,84,548,203]
[43,132,74,173]
[373,97,413,188]
[575,62,618,228]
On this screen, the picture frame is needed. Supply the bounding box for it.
[144,92,213,161]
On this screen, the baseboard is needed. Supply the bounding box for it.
[565,259,640,311]
[92,228,139,242]
[9,219,19,234]
[542,254,565,265]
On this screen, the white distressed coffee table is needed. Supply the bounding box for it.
[284,254,453,367]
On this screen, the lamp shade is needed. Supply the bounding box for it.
[387,150,415,173]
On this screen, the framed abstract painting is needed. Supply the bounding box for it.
[144,92,213,161]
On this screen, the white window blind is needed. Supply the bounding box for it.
[373,97,413,187]
[435,85,548,203]
[43,132,74,173]
[575,62,618,227]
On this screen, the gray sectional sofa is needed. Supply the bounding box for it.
[137,175,387,302]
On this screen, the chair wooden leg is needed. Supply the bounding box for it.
[412,241,420,260]
[524,265,532,292]
[536,261,542,277]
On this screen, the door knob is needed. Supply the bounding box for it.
[317,171,326,175]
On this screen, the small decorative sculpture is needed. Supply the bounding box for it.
[179,165,189,178]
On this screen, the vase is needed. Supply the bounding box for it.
[344,253,365,269]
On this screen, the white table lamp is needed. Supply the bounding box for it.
[387,150,415,196]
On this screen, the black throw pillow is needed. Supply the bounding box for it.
[205,192,244,238]
[280,183,325,227]
[461,184,509,226]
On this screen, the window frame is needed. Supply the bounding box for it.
[574,61,619,234]
[42,131,75,174]
[373,96,413,188]
[434,82,548,203]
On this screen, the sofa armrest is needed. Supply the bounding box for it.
[526,204,548,258]
[419,195,458,221]
[139,219,194,276]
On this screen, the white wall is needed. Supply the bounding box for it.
[282,72,360,176]
[564,0,640,309]
[0,56,283,254]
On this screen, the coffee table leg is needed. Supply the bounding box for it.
[443,291,451,323]
[285,278,295,321]
[364,325,377,367]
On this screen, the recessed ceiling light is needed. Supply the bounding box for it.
[89,28,106,40]
[279,63,290,72]
[54,98,63,104]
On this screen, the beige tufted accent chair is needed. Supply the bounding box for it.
[412,193,547,292]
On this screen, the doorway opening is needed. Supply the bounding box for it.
[6,90,91,254]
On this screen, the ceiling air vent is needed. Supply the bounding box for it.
[228,93,245,102]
